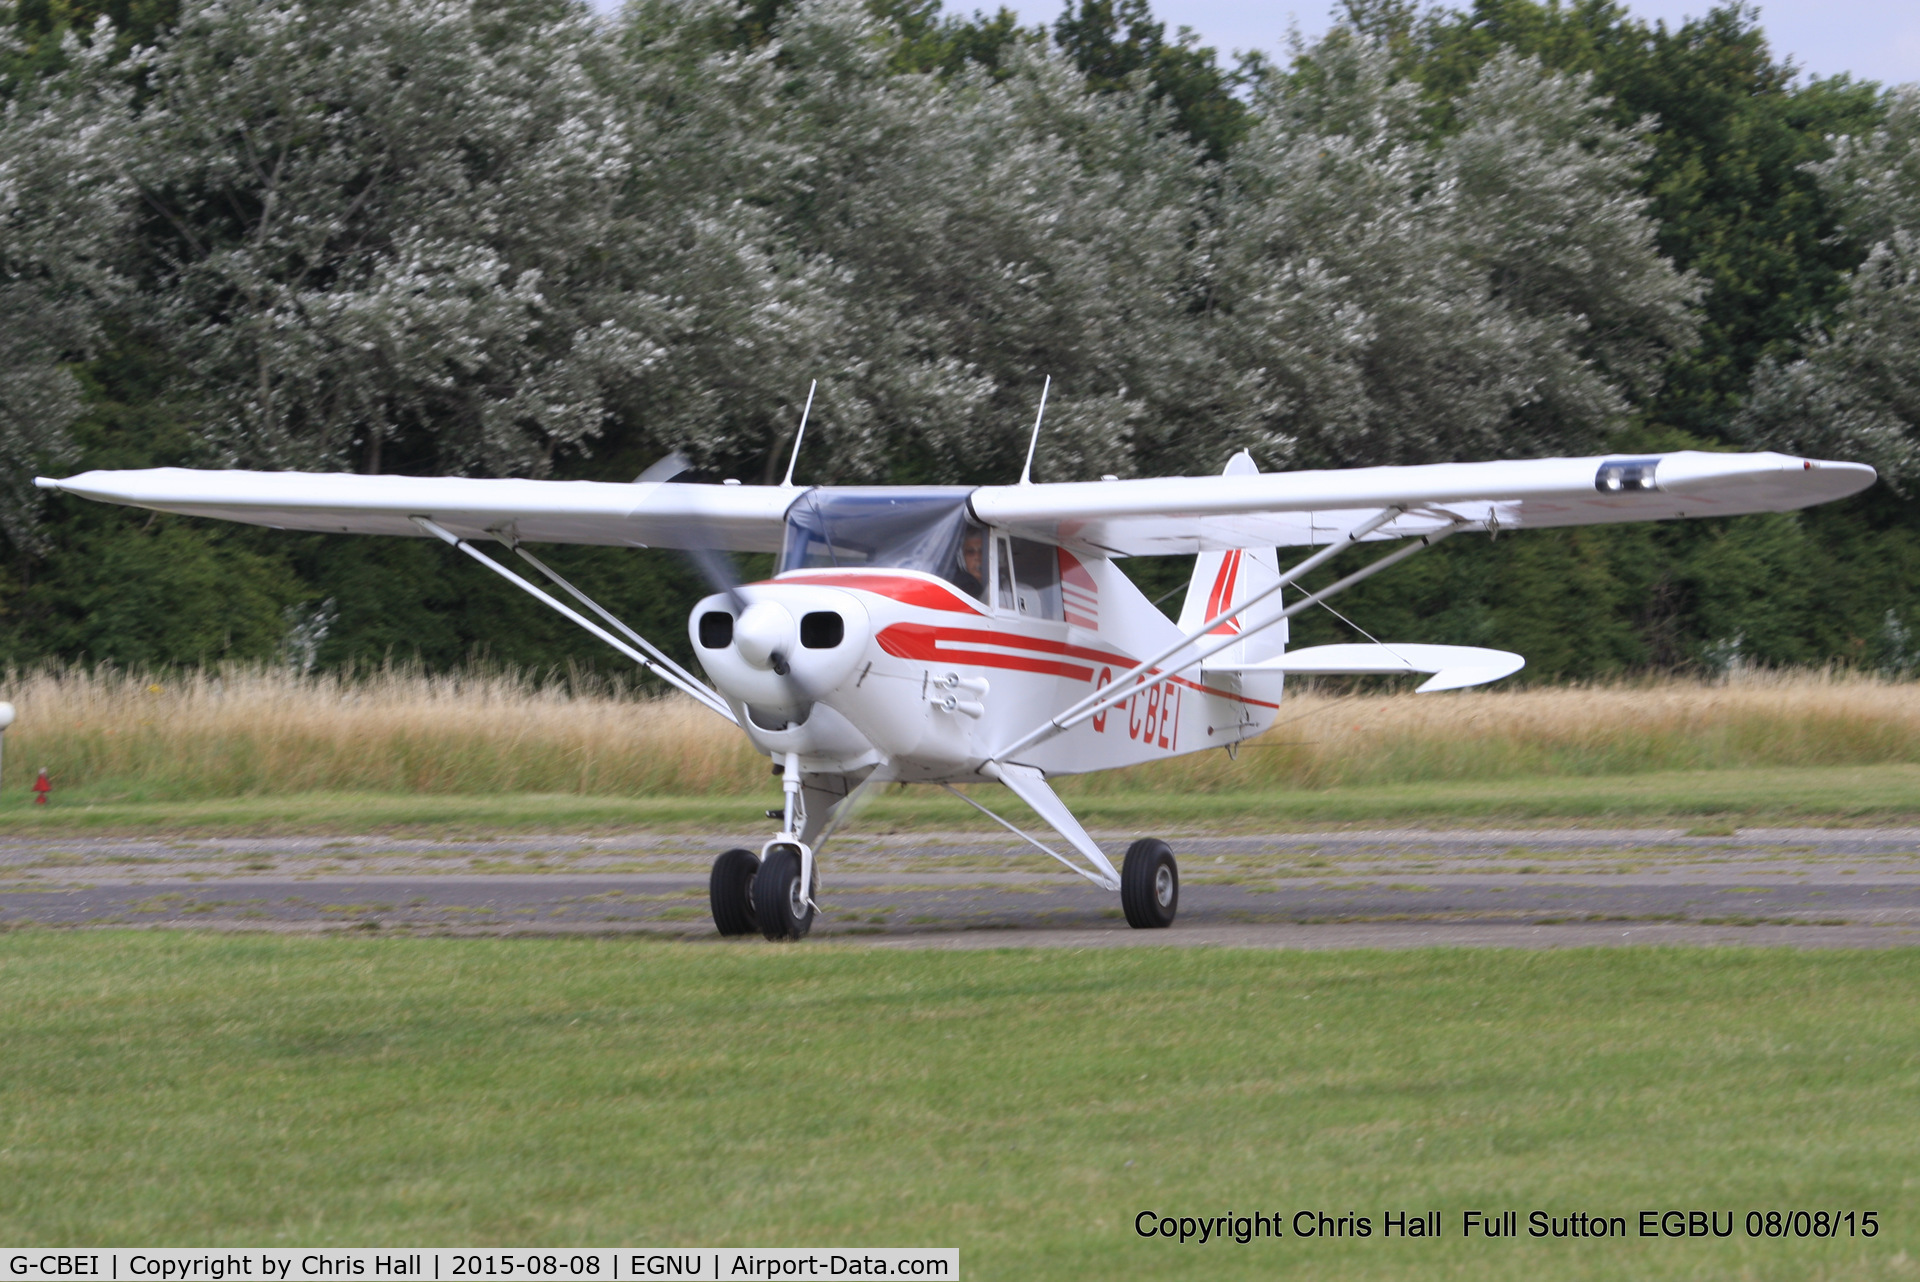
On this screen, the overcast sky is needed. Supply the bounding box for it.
[995,0,1920,87]
[587,0,1919,89]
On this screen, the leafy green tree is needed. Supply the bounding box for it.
[2,0,175,82]
[4,0,1912,684]
[1191,38,1693,473]
[611,0,1211,485]
[1740,87,1920,486]
[1390,0,1884,441]
[105,0,659,476]
[889,2,1035,77]
[5,514,304,666]
[708,0,1039,77]
[0,29,128,548]
[1051,0,1248,157]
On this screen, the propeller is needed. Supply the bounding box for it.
[633,450,693,485]
[641,462,809,699]
[637,385,817,704]
[685,546,813,701]
[633,449,754,625]
[685,544,751,622]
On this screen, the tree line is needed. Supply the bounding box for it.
[0,0,1915,679]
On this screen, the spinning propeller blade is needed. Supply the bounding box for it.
[631,426,817,703]
[680,515,813,700]
[633,450,693,485]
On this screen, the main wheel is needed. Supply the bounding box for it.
[751,845,815,941]
[710,848,760,936]
[1120,838,1178,929]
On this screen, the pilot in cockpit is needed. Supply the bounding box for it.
[951,528,986,599]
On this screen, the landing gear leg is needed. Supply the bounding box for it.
[710,847,760,936]
[746,751,816,941]
[1121,838,1178,929]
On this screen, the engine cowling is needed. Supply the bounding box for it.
[689,584,871,720]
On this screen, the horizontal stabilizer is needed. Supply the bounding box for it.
[1235,643,1524,692]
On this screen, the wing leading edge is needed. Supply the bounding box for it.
[970,450,1876,555]
[33,468,795,552]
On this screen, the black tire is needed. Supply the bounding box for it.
[1121,838,1178,929]
[752,845,815,941]
[710,848,760,936]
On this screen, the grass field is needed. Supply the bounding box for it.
[5,762,1920,834]
[0,933,1913,1279]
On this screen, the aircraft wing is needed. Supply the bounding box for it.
[32,468,795,552]
[969,450,1877,555]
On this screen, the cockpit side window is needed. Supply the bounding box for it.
[986,533,1062,620]
[1007,537,1062,620]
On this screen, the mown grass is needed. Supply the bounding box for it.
[10,665,1920,804]
[0,933,1914,1280]
[3,764,1919,834]
[0,767,1912,836]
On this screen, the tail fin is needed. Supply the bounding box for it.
[1177,451,1286,667]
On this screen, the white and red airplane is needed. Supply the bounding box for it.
[37,443,1873,938]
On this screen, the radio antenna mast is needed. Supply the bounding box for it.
[780,380,818,489]
[1018,375,1050,486]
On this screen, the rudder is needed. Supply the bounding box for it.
[1178,451,1287,667]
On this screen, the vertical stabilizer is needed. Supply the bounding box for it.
[1178,451,1287,667]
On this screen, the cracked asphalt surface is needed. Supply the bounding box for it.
[6,827,1920,948]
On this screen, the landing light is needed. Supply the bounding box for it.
[1595,458,1659,493]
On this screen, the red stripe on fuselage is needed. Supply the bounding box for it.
[878,624,1094,681]
[874,623,1279,709]
[755,568,1278,710]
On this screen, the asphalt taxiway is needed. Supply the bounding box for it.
[5,827,1920,947]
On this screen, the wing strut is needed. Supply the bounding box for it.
[996,506,1399,760]
[940,762,1121,889]
[411,517,738,724]
[510,544,714,699]
[996,515,1465,762]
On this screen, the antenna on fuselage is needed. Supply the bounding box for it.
[780,380,817,489]
[1018,375,1051,486]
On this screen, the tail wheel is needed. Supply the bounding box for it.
[710,848,760,936]
[1121,838,1178,929]
[752,845,815,941]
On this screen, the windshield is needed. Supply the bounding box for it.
[780,488,986,597]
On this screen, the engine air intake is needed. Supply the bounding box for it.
[800,611,845,649]
[698,611,734,649]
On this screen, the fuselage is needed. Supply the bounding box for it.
[690,554,1284,783]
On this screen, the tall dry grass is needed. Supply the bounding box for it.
[1075,668,1920,794]
[0,665,762,798]
[2,664,1917,799]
